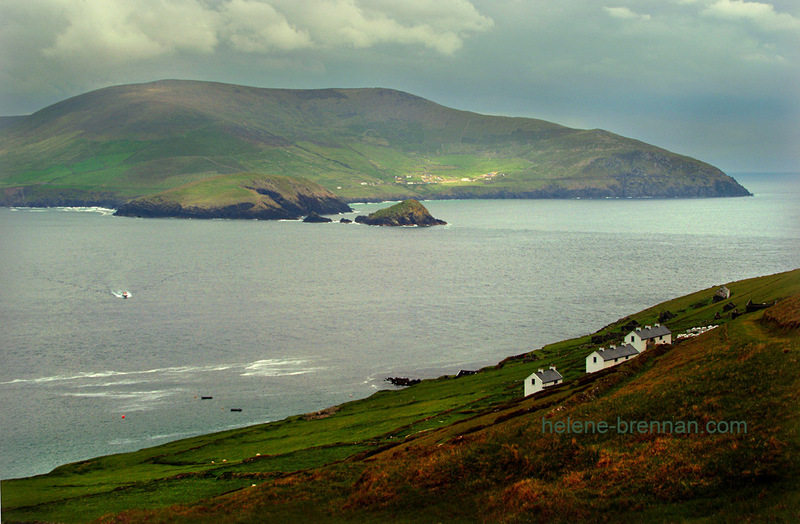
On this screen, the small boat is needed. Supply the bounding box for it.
[201,396,213,400]
[230,408,242,412]
[121,291,131,299]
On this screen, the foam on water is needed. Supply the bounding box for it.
[240,358,322,377]
[0,363,241,386]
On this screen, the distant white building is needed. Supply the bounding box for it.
[625,324,672,353]
[586,344,640,373]
[524,365,563,397]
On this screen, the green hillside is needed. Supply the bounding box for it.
[3,268,798,523]
[0,80,750,207]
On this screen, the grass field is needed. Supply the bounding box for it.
[2,268,798,522]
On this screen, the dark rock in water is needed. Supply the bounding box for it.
[355,199,446,226]
[303,211,332,223]
[386,376,421,387]
[340,218,352,223]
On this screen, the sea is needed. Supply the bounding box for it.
[1,173,798,481]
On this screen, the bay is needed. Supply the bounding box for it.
[0,172,798,480]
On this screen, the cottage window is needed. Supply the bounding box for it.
[593,357,597,363]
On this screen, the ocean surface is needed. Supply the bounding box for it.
[1,172,798,480]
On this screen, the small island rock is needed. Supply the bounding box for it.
[354,199,446,227]
[303,211,333,223]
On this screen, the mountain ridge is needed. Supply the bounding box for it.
[0,79,751,208]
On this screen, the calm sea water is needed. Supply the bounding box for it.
[1,173,798,480]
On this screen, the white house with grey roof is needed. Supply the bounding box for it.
[524,365,563,397]
[586,344,640,373]
[625,324,672,352]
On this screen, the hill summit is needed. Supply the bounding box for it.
[0,80,751,208]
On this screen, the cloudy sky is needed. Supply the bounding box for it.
[1,0,798,172]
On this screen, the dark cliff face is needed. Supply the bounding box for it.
[354,199,446,226]
[114,174,352,219]
[0,186,124,208]
[114,196,350,220]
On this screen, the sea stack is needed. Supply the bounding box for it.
[354,199,447,227]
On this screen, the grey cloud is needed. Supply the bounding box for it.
[0,0,797,171]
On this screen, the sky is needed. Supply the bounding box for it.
[1,0,798,173]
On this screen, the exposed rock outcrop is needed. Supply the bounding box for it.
[386,377,421,387]
[303,212,333,223]
[114,173,351,219]
[354,199,446,227]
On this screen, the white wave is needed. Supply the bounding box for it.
[63,389,178,412]
[0,364,237,386]
[62,389,174,401]
[56,206,116,215]
[109,438,139,446]
[75,379,155,388]
[240,358,320,377]
[64,394,173,412]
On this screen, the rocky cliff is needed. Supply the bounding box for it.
[114,173,351,219]
[354,199,446,226]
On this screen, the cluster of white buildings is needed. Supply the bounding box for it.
[524,324,673,397]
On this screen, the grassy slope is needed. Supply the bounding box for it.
[121,172,339,210]
[2,269,799,523]
[0,80,748,206]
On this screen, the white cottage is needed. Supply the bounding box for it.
[625,324,672,353]
[524,365,563,397]
[586,344,640,373]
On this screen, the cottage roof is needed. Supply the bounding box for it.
[533,368,563,384]
[595,344,639,361]
[633,324,671,340]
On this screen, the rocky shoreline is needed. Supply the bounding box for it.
[114,197,350,220]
